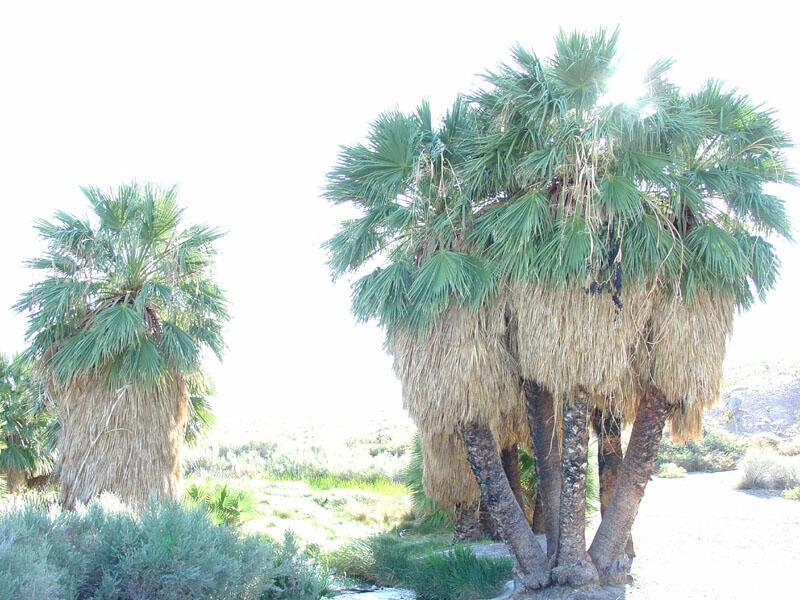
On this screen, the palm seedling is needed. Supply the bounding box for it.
[15,183,229,509]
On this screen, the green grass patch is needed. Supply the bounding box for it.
[306,475,407,496]
[330,533,511,600]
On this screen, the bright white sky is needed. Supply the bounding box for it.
[1,1,798,423]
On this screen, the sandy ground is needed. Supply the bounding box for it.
[623,471,799,599]
[335,471,800,600]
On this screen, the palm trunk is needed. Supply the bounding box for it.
[524,380,561,559]
[502,445,525,512]
[552,389,598,586]
[479,500,501,540]
[462,421,550,591]
[591,408,635,558]
[589,385,669,583]
[454,501,482,543]
[532,491,546,534]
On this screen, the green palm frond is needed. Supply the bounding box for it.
[16,183,229,392]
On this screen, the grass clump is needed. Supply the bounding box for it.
[331,533,511,600]
[658,428,748,472]
[737,449,800,491]
[0,495,328,600]
[657,462,688,478]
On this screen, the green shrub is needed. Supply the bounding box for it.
[657,428,747,472]
[183,481,260,528]
[331,533,511,600]
[782,485,800,500]
[0,495,328,600]
[737,450,800,491]
[657,462,688,478]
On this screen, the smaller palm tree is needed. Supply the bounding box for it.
[0,353,57,492]
[15,182,229,508]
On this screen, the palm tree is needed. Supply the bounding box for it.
[326,28,792,590]
[465,29,793,584]
[0,353,57,492]
[325,101,551,590]
[15,183,229,509]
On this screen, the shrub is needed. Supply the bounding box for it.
[737,450,800,491]
[330,534,511,600]
[657,428,747,472]
[657,462,688,478]
[183,481,260,528]
[782,486,800,500]
[0,495,328,600]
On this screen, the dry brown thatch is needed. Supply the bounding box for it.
[512,283,654,416]
[420,429,481,507]
[389,297,530,506]
[49,373,188,509]
[646,289,735,440]
[389,299,524,439]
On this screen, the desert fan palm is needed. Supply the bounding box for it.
[16,183,229,508]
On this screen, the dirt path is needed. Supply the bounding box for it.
[622,471,799,599]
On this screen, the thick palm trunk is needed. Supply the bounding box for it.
[552,389,598,586]
[462,421,550,591]
[524,380,561,559]
[532,491,546,534]
[591,409,634,557]
[454,501,482,543]
[589,385,669,583]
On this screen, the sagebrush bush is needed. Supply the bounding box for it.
[0,495,328,600]
[657,428,747,472]
[737,450,800,491]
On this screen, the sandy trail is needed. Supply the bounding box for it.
[623,471,799,599]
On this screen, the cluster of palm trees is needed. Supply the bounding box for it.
[324,29,793,590]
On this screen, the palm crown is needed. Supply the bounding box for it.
[16,183,229,391]
[326,29,794,329]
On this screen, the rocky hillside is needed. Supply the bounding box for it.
[707,361,800,437]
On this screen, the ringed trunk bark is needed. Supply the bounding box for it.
[553,389,598,586]
[454,501,482,543]
[524,380,561,559]
[591,409,634,558]
[589,385,670,584]
[462,421,550,591]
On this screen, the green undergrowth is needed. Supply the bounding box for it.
[0,494,328,600]
[330,533,512,600]
[657,428,748,472]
